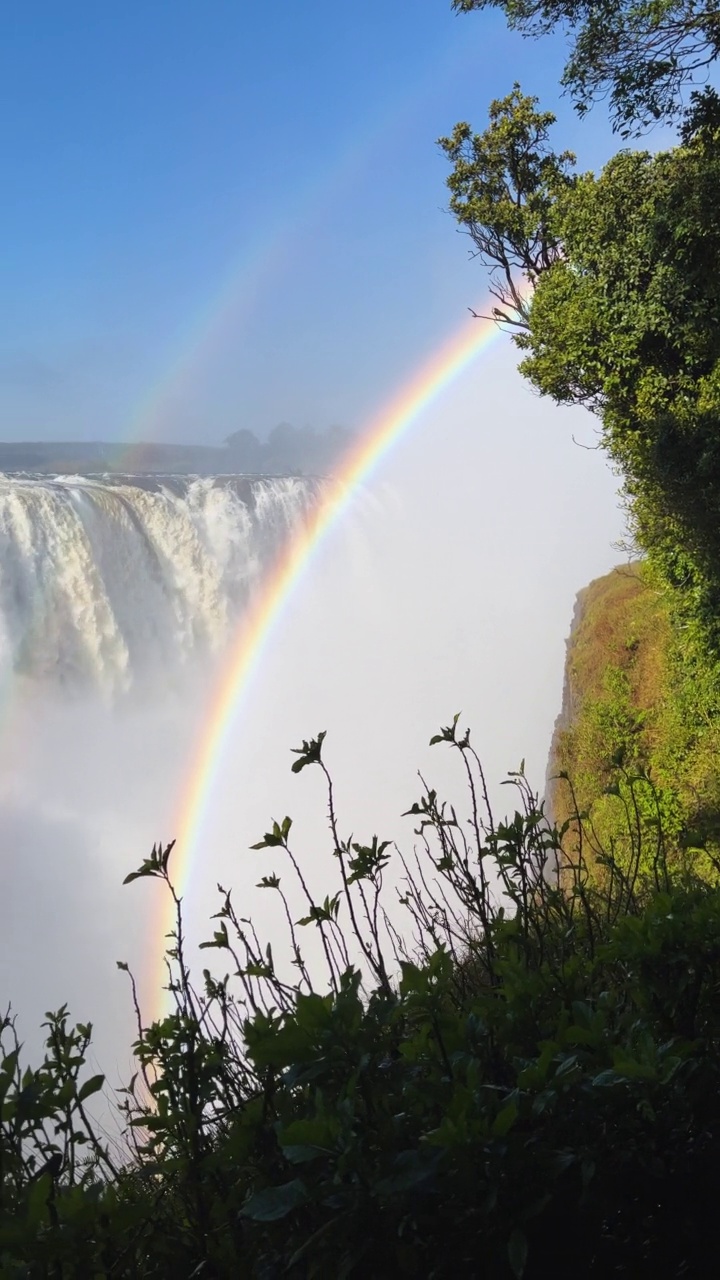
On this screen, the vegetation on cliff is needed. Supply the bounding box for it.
[548,563,720,881]
[440,5,720,889]
[441,83,720,644]
[4,726,720,1277]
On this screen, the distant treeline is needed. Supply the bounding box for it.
[224,422,353,473]
[0,423,354,477]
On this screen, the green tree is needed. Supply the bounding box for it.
[519,116,720,621]
[452,0,720,133]
[438,85,576,327]
[224,427,263,469]
[442,89,720,631]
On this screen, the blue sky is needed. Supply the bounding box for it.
[0,0,629,444]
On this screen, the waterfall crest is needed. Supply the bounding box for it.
[0,473,321,692]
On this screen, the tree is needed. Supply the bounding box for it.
[442,89,720,630]
[224,428,263,470]
[452,0,720,134]
[438,85,576,328]
[519,115,720,615]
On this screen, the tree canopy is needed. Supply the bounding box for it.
[452,0,720,133]
[438,85,576,327]
[522,114,720,621]
[442,86,720,632]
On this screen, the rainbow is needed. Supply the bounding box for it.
[154,311,506,1010]
[106,36,483,468]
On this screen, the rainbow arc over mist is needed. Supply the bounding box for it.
[154,311,505,1010]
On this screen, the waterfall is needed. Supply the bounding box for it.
[0,474,321,693]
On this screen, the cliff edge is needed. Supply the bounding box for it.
[546,560,720,871]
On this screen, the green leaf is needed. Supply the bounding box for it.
[123,843,172,884]
[199,921,229,950]
[278,1116,337,1149]
[251,820,286,849]
[429,714,462,746]
[77,1073,105,1103]
[291,732,326,773]
[241,1178,308,1222]
[26,1174,53,1227]
[257,874,281,889]
[282,1144,325,1164]
[591,1069,622,1087]
[160,840,175,872]
[375,1149,441,1195]
[122,867,154,885]
[492,1099,518,1137]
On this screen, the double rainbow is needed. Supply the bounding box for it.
[154,311,506,1010]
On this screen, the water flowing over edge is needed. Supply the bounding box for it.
[0,473,324,695]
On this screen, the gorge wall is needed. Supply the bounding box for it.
[546,561,720,870]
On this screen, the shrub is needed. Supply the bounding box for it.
[2,721,720,1276]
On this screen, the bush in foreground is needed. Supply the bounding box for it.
[2,721,720,1277]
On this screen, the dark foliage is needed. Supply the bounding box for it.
[3,723,720,1275]
[441,82,720,646]
[452,0,720,133]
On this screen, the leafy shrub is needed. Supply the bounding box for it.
[2,721,720,1276]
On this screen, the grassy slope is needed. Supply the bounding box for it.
[547,563,720,877]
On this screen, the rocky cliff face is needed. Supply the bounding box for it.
[545,585,589,828]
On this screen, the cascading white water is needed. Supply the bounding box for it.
[0,473,321,693]
[0,471,329,1074]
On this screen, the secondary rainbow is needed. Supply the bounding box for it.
[154,311,504,1009]
[106,37,479,469]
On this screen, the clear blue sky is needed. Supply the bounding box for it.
[0,0,625,444]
